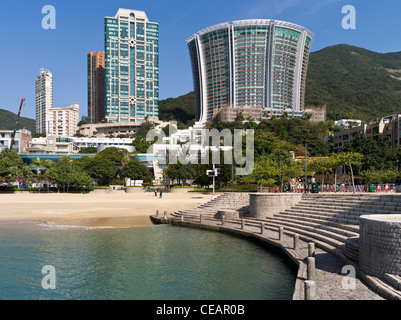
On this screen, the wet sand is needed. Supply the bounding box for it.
[0,192,214,228]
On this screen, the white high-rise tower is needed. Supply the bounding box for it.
[35,68,53,134]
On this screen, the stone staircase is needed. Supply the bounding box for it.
[170,192,401,299]
[263,193,401,256]
[172,192,250,220]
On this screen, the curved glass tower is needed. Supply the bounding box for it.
[187,20,314,123]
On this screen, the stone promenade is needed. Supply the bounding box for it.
[150,213,384,300]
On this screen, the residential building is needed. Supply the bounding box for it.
[35,69,53,134]
[27,136,78,154]
[334,119,362,129]
[104,9,159,123]
[304,105,326,123]
[88,51,105,123]
[47,103,80,137]
[26,136,134,155]
[333,114,396,150]
[187,20,314,124]
[0,129,32,153]
[78,117,167,137]
[73,136,133,150]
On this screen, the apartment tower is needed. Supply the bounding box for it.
[104,9,159,123]
[187,20,314,123]
[47,103,80,137]
[35,68,53,134]
[87,51,105,123]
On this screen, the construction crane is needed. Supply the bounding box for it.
[9,98,26,151]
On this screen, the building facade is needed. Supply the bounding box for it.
[333,115,395,150]
[47,103,80,137]
[88,51,106,123]
[35,69,53,134]
[304,105,326,123]
[27,136,133,154]
[78,117,166,138]
[0,129,32,153]
[187,20,314,123]
[104,9,159,123]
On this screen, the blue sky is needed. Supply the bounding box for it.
[1,0,401,120]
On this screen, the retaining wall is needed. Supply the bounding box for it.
[249,193,303,218]
[359,214,401,277]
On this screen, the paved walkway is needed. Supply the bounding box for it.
[152,215,385,300]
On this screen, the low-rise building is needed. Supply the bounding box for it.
[26,136,79,154]
[304,105,326,123]
[333,114,400,150]
[26,136,136,155]
[73,137,133,150]
[334,119,362,129]
[0,129,32,153]
[78,117,167,138]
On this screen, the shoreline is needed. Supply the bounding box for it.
[0,192,213,228]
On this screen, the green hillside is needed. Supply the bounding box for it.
[305,44,401,121]
[158,91,196,124]
[0,108,36,133]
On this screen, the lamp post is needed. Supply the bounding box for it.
[279,153,282,191]
[231,150,234,193]
[304,138,308,193]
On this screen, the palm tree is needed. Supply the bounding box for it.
[29,157,45,192]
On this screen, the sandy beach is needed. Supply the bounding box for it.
[0,191,214,228]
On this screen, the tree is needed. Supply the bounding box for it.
[121,158,153,185]
[253,155,280,189]
[344,135,395,171]
[308,156,335,190]
[236,112,245,122]
[95,147,131,180]
[360,169,398,184]
[96,147,130,167]
[132,136,152,154]
[0,149,26,184]
[72,171,93,192]
[329,152,363,192]
[83,157,117,185]
[49,163,79,193]
[135,121,154,138]
[78,147,97,154]
[29,158,55,192]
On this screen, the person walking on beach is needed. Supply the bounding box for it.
[354,176,362,192]
[395,176,401,193]
[159,189,163,198]
[154,189,158,197]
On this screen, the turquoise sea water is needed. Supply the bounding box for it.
[0,222,296,300]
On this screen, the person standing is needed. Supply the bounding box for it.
[159,189,163,198]
[395,177,401,193]
[354,177,362,192]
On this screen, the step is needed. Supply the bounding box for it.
[265,216,358,239]
[276,212,360,233]
[383,273,401,291]
[284,208,360,220]
[249,217,346,249]
[252,216,351,243]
